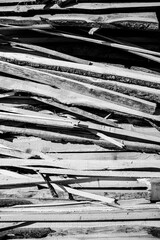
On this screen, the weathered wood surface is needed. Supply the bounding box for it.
[2,158,160,171]
[1,3,160,12]
[0,12,158,30]
[0,76,158,121]
[0,59,156,113]
[0,207,160,222]
[1,52,160,89]
[47,70,160,103]
[2,125,160,152]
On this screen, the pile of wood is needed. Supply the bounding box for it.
[0,1,160,240]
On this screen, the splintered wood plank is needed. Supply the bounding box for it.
[0,12,158,30]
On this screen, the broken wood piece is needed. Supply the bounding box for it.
[45,183,116,206]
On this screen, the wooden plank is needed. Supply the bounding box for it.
[11,41,91,65]
[0,70,159,121]
[47,70,160,103]
[0,12,157,30]
[0,176,140,190]
[0,59,155,114]
[45,152,160,161]
[0,207,160,222]
[1,125,160,152]
[18,220,160,228]
[2,158,159,171]
[51,183,116,205]
[39,168,160,178]
[13,201,91,208]
[1,52,160,90]
[1,3,160,12]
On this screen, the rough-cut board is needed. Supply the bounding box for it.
[48,70,160,103]
[0,12,158,30]
[1,3,160,12]
[1,52,160,89]
[0,59,156,114]
[0,59,157,114]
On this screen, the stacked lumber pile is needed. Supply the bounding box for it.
[1,1,160,239]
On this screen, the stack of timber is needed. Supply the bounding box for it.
[1,1,160,239]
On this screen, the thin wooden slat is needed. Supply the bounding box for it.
[51,183,116,205]
[1,3,160,12]
[39,168,160,178]
[13,201,91,208]
[0,175,139,190]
